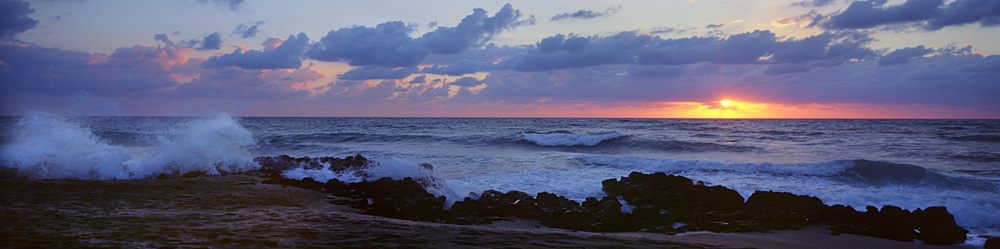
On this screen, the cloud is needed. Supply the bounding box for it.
[791,0,836,7]
[197,0,244,11]
[705,20,744,29]
[550,5,622,21]
[261,36,284,50]
[819,0,1000,31]
[234,20,264,39]
[153,33,173,45]
[0,43,187,98]
[308,4,531,68]
[419,3,534,54]
[450,77,484,87]
[878,45,933,66]
[338,66,417,80]
[197,32,223,50]
[420,59,495,76]
[0,0,38,39]
[499,30,874,73]
[308,21,427,67]
[203,32,309,69]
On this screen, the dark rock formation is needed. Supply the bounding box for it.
[915,206,969,245]
[255,156,971,246]
[984,237,1000,249]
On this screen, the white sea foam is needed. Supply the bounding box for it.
[521,132,629,147]
[0,112,258,179]
[280,156,465,206]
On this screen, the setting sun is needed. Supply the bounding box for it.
[720,99,731,106]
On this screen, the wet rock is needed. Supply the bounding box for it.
[984,237,1000,249]
[830,205,917,242]
[738,190,826,230]
[534,192,591,230]
[448,190,541,221]
[602,172,744,223]
[915,206,969,245]
[348,177,447,221]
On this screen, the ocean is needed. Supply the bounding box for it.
[1,112,998,244]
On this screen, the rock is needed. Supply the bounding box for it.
[602,172,744,222]
[448,190,541,221]
[915,206,968,245]
[984,237,1000,249]
[534,192,591,230]
[350,177,446,221]
[831,205,917,242]
[180,171,206,178]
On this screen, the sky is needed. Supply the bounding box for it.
[1,0,998,118]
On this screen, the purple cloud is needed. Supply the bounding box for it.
[820,0,1000,31]
[197,0,244,11]
[791,0,836,7]
[878,45,934,66]
[309,4,531,69]
[550,5,621,21]
[234,20,264,39]
[420,3,534,54]
[204,33,309,69]
[198,32,223,50]
[0,0,38,39]
[338,66,418,80]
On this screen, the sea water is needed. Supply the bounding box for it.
[1,113,998,244]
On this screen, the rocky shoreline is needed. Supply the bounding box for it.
[254,154,982,246]
[2,154,995,248]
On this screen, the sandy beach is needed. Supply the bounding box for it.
[0,175,980,248]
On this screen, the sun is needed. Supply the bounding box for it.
[720,99,731,106]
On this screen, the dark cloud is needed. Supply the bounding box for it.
[173,67,316,101]
[0,0,38,39]
[420,59,495,76]
[198,32,223,50]
[234,20,264,39]
[820,0,1000,31]
[504,32,647,72]
[197,0,244,11]
[308,4,531,68]
[550,5,622,21]
[626,65,686,78]
[153,33,173,45]
[791,0,836,7]
[204,33,309,69]
[308,21,427,67]
[450,77,484,87]
[763,63,811,75]
[338,66,417,80]
[0,43,183,98]
[500,30,874,73]
[878,45,933,66]
[768,31,875,64]
[419,3,534,54]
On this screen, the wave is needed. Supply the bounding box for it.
[279,156,463,206]
[521,132,629,147]
[948,135,1000,143]
[0,111,258,179]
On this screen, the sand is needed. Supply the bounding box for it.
[0,175,979,248]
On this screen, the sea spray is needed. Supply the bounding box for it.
[279,156,465,206]
[0,111,133,179]
[0,112,258,179]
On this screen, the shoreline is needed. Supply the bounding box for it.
[0,175,979,248]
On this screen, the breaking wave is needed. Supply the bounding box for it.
[521,132,629,147]
[0,111,258,179]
